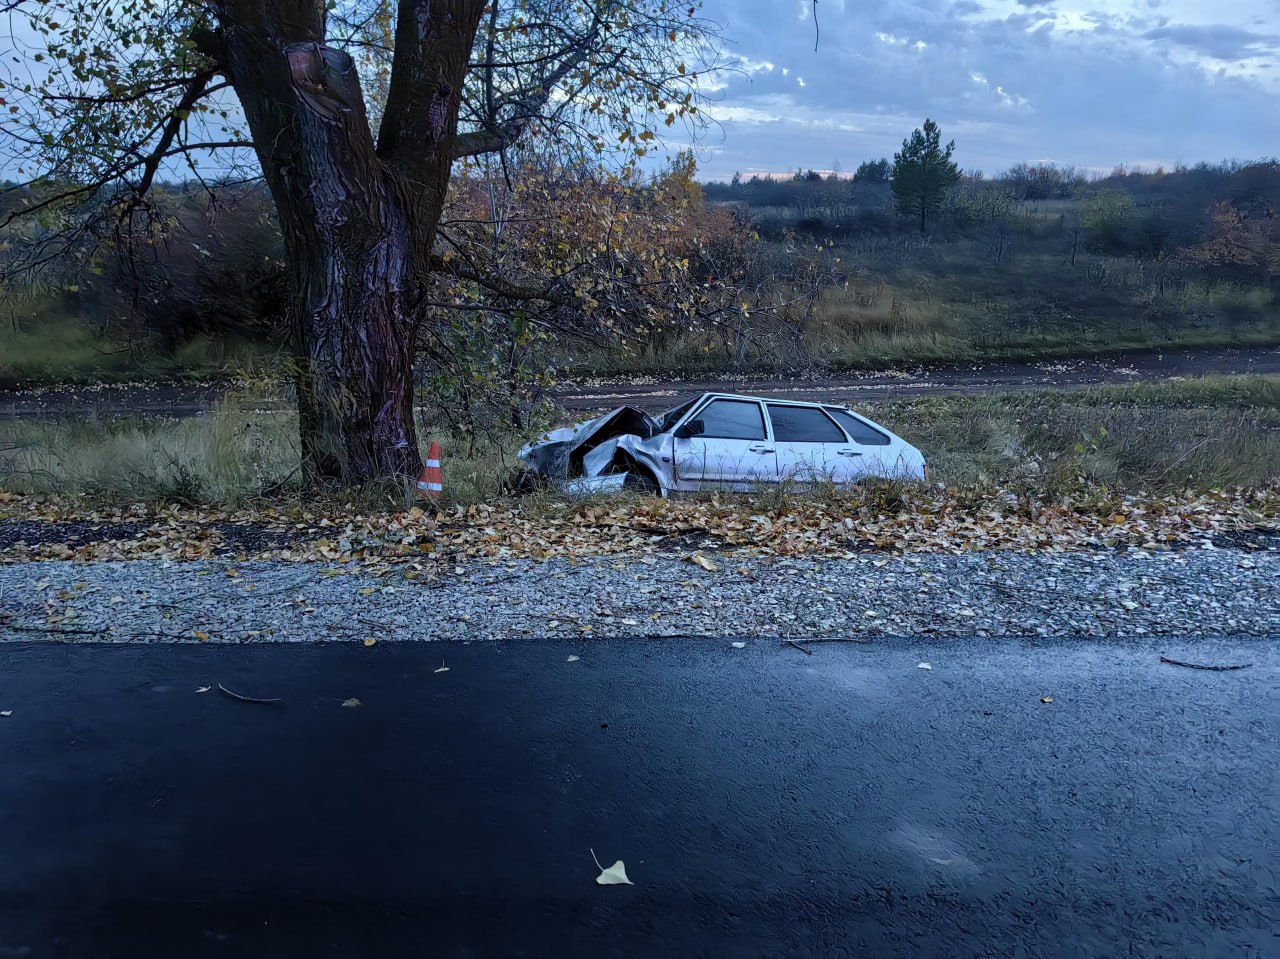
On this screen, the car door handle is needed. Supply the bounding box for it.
[837,449,863,456]
[748,445,775,454]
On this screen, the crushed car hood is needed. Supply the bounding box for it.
[518,406,658,478]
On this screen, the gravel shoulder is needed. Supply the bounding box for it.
[2,548,1276,643]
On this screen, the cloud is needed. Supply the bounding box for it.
[685,0,1280,180]
[1143,24,1279,62]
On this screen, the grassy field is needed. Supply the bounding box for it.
[2,377,1274,506]
[0,309,278,388]
[860,377,1279,494]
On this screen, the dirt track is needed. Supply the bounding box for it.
[557,346,1280,413]
[1,346,1276,420]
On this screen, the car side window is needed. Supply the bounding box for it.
[827,409,891,446]
[693,399,767,440]
[767,404,845,443]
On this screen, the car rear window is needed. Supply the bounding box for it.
[766,404,845,443]
[827,409,891,446]
[695,399,767,440]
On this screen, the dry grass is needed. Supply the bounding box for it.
[0,388,299,503]
[861,376,1279,494]
[1,377,1275,506]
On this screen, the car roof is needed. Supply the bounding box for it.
[695,391,858,411]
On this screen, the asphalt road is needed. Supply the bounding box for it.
[0,637,1275,958]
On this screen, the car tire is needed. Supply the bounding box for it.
[623,470,661,496]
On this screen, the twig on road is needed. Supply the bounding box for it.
[1160,656,1252,672]
[784,639,813,655]
[217,683,282,704]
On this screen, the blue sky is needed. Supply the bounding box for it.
[686,0,1280,180]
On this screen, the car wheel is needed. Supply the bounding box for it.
[622,470,661,496]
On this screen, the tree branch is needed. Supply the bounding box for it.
[124,70,219,211]
[450,30,597,160]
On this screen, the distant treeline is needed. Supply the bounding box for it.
[700,160,1280,286]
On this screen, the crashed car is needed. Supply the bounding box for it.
[518,392,927,495]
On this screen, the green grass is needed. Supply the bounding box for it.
[0,307,282,387]
[2,377,1275,504]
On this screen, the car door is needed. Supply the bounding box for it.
[826,407,895,481]
[673,397,777,487]
[765,403,854,483]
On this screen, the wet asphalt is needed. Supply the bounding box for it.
[0,637,1275,958]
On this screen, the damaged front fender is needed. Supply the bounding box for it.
[517,407,660,476]
[518,406,670,495]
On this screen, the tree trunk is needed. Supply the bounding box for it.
[287,189,421,486]
[211,1,485,489]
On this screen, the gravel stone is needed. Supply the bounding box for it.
[1,547,1276,642]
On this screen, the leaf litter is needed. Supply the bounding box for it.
[1,487,1273,572]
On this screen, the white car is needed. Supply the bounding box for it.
[519,392,927,496]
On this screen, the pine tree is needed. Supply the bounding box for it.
[891,120,961,233]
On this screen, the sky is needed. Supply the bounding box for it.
[685,0,1280,180]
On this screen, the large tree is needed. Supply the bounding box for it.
[0,0,717,488]
[890,118,959,234]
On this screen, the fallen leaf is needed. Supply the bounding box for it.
[341,697,361,708]
[1120,600,1139,610]
[688,552,719,572]
[0,710,11,718]
[917,662,932,670]
[1041,695,1054,704]
[194,631,210,641]
[730,641,746,649]
[591,849,633,886]
[195,686,211,694]
[358,586,377,596]
[363,638,377,647]
[567,654,580,662]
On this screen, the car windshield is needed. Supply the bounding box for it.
[656,397,698,432]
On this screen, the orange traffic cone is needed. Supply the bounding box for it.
[416,442,443,503]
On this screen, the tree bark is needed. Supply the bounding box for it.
[209,0,485,488]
